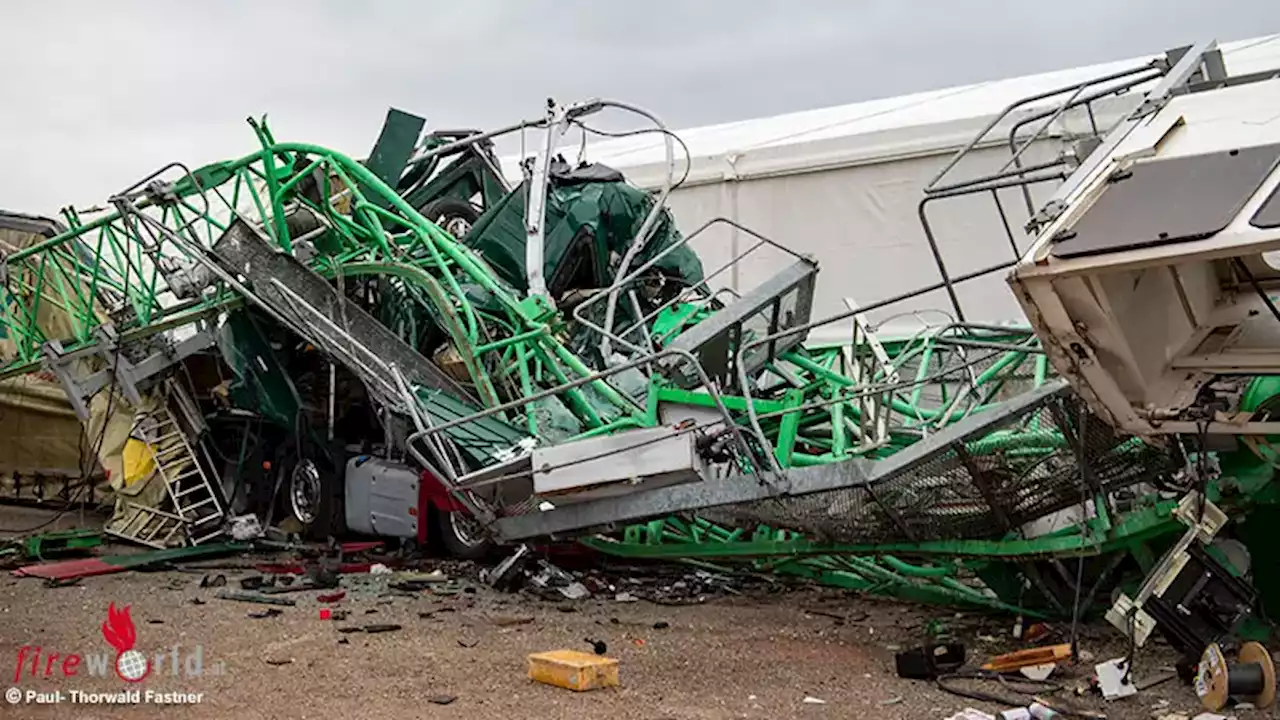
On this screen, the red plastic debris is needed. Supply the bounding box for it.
[1022,622,1052,643]
[316,590,346,604]
[11,557,120,580]
[254,562,375,575]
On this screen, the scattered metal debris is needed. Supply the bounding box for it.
[526,559,592,601]
[11,543,244,580]
[487,614,535,627]
[895,644,966,680]
[388,570,448,592]
[215,589,297,607]
[240,575,270,590]
[1,37,1278,720]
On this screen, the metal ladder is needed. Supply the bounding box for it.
[840,297,898,452]
[105,383,226,548]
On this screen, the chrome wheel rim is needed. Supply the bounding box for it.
[448,510,486,547]
[289,459,321,525]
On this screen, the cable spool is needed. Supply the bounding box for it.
[1196,642,1276,711]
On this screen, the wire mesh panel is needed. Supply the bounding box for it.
[701,391,1174,544]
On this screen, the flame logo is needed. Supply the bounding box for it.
[101,603,150,683]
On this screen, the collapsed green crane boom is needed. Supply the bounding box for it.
[1,107,1275,623]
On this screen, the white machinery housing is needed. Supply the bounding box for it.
[1008,40,1280,435]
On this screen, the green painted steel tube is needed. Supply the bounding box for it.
[880,555,954,578]
[475,328,553,355]
[584,499,1181,560]
[514,341,539,435]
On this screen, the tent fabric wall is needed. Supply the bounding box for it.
[540,35,1280,186]
[500,35,1280,339]
[663,142,1062,341]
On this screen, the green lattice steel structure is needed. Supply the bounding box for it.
[0,119,1058,472]
[2,117,1274,619]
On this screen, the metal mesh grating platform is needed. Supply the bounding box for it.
[700,393,1173,544]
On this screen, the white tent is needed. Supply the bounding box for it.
[506,35,1280,341]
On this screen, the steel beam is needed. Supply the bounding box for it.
[494,380,1070,540]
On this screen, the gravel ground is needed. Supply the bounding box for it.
[0,504,1264,720]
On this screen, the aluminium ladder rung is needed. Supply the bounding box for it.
[173,483,207,498]
[157,464,197,481]
[182,497,217,513]
[157,463,196,479]
[191,513,222,527]
[152,429,185,444]
[142,420,179,440]
[143,519,176,542]
[153,443,191,461]
[170,468,204,484]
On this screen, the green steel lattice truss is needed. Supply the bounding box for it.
[2,119,1277,618]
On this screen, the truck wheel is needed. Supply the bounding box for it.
[435,506,493,560]
[421,196,481,239]
[281,447,343,540]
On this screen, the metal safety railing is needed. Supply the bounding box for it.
[916,40,1228,321]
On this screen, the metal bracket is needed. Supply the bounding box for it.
[1026,199,1067,234]
[525,101,573,301]
[524,98,605,301]
[662,258,819,389]
[1104,492,1227,646]
[143,180,179,206]
[1028,39,1221,234]
[41,323,215,420]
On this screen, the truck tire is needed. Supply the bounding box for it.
[279,441,344,541]
[434,506,493,560]
[421,196,481,239]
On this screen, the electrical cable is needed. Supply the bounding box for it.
[1196,417,1211,525]
[1069,512,1087,662]
[935,671,1063,710]
[570,102,678,363]
[571,121,693,190]
[1067,402,1089,662]
[1122,607,1137,685]
[937,671,1108,719]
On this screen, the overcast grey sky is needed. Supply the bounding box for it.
[2,0,1278,214]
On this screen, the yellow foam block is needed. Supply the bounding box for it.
[527,650,619,691]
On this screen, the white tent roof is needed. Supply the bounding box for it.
[502,35,1280,186]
